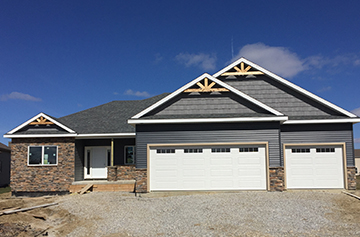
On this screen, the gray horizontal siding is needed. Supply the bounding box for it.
[74,140,84,181]
[147,93,270,117]
[136,122,281,168]
[281,124,354,166]
[224,76,343,117]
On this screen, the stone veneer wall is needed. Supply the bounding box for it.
[11,138,75,194]
[269,167,284,191]
[107,165,147,192]
[347,167,356,190]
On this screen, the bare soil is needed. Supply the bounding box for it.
[0,192,78,237]
[1,190,360,236]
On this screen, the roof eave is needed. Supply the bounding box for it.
[283,118,360,124]
[128,116,289,125]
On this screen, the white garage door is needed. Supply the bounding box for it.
[285,146,344,189]
[149,145,267,191]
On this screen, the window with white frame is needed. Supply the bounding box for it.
[125,146,135,165]
[28,146,58,165]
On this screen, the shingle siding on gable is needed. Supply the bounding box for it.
[281,123,355,166]
[222,76,342,118]
[136,122,281,168]
[146,93,270,117]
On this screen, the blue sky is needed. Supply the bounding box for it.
[1,0,360,147]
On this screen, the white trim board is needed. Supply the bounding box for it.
[7,112,76,135]
[4,133,136,139]
[213,58,357,118]
[128,116,289,125]
[76,133,136,139]
[131,73,284,119]
[283,118,360,124]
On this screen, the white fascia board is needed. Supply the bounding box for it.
[4,133,136,139]
[4,134,77,138]
[214,58,357,118]
[7,112,76,134]
[283,118,360,124]
[128,116,288,125]
[132,73,283,119]
[76,133,136,139]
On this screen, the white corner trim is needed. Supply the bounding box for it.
[7,112,76,135]
[128,116,288,125]
[213,57,357,118]
[4,134,77,138]
[131,73,283,119]
[283,118,360,124]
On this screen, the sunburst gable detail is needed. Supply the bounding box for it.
[29,116,54,125]
[220,62,264,76]
[183,78,229,93]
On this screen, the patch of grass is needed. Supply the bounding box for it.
[0,186,11,194]
[357,176,360,190]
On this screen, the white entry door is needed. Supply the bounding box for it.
[84,147,110,179]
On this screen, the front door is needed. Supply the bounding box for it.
[84,147,110,179]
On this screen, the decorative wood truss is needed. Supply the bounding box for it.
[221,62,264,76]
[184,78,229,93]
[29,116,54,125]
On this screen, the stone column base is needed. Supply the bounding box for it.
[347,167,356,190]
[269,167,284,192]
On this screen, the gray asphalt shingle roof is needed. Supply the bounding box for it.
[57,93,169,134]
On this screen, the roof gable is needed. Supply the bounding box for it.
[6,112,76,136]
[131,73,284,120]
[213,57,357,118]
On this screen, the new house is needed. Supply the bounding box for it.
[4,58,359,195]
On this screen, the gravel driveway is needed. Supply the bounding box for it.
[56,191,360,236]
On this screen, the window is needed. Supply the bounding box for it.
[156,149,175,154]
[28,146,57,165]
[239,147,258,152]
[291,148,310,153]
[184,148,203,153]
[125,146,136,165]
[316,148,335,153]
[211,148,230,153]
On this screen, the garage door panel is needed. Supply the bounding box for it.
[290,157,313,165]
[210,169,233,176]
[183,158,205,165]
[155,169,178,177]
[238,157,262,165]
[183,181,206,189]
[285,146,344,189]
[239,168,263,176]
[210,157,233,165]
[154,157,177,166]
[210,180,234,188]
[150,145,267,191]
[183,169,205,177]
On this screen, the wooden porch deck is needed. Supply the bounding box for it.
[69,180,136,193]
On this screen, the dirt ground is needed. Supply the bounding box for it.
[0,191,78,237]
[1,190,360,237]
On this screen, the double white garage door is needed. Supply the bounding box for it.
[149,144,345,191]
[149,145,267,191]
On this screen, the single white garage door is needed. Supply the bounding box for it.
[149,145,267,191]
[285,146,344,189]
